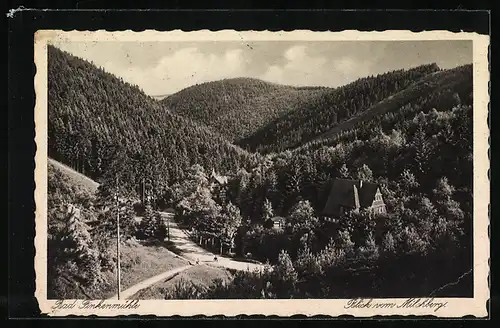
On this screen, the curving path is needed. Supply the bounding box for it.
[108,264,192,300]
[161,211,268,272]
[108,211,268,300]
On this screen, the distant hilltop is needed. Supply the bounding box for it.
[150,94,171,100]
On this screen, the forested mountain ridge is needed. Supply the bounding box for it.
[226,64,473,221]
[165,60,474,298]
[160,77,329,142]
[47,43,475,299]
[306,64,473,147]
[236,64,442,154]
[48,45,260,198]
[217,63,473,296]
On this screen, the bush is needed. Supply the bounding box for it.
[133,202,146,216]
[136,206,167,241]
[164,279,208,299]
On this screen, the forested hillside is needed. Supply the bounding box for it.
[170,63,473,298]
[48,46,260,197]
[237,64,441,154]
[161,77,328,142]
[227,64,472,221]
[47,43,474,299]
[312,65,473,144]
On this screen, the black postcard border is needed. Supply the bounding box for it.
[7,6,492,322]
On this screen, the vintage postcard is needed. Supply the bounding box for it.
[34,30,489,317]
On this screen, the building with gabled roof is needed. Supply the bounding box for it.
[322,178,386,217]
[210,168,228,185]
[210,168,229,204]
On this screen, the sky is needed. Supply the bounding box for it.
[51,40,472,96]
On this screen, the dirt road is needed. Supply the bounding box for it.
[109,211,268,300]
[161,211,268,272]
[108,264,192,300]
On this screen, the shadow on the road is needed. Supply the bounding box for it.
[155,239,209,258]
[162,240,186,256]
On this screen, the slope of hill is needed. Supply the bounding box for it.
[236,64,442,154]
[222,64,473,298]
[48,158,99,194]
[48,46,260,196]
[161,77,329,142]
[223,65,472,220]
[303,64,473,148]
[47,155,192,301]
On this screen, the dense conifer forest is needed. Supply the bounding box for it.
[237,64,442,153]
[47,44,474,299]
[48,46,260,197]
[161,77,328,142]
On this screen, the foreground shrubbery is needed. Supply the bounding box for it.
[48,162,176,299]
[165,221,470,299]
[136,205,168,241]
[47,49,473,300]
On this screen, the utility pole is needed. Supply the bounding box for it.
[116,175,121,300]
[142,177,145,205]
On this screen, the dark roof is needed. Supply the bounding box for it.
[211,168,228,185]
[271,216,285,222]
[322,178,381,216]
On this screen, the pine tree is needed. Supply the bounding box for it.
[356,164,373,181]
[283,163,302,213]
[262,198,274,221]
[266,170,279,208]
[412,124,432,180]
[339,164,350,179]
[94,177,137,246]
[274,250,298,296]
[137,204,162,240]
[381,232,396,255]
[61,204,102,287]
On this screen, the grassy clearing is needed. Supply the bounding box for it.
[48,158,99,194]
[49,239,189,299]
[130,265,233,299]
[117,239,189,289]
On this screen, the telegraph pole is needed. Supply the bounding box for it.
[116,175,121,300]
[167,219,170,241]
[142,177,145,205]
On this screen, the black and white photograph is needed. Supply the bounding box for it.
[34,30,489,317]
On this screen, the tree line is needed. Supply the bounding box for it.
[47,44,474,298]
[157,63,473,298]
[161,77,328,142]
[237,63,441,154]
[48,45,261,200]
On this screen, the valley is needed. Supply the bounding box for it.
[47,44,474,300]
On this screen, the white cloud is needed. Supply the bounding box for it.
[331,56,374,83]
[284,45,307,61]
[103,47,248,95]
[52,41,467,95]
[54,43,249,95]
[260,46,329,86]
[333,57,357,74]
